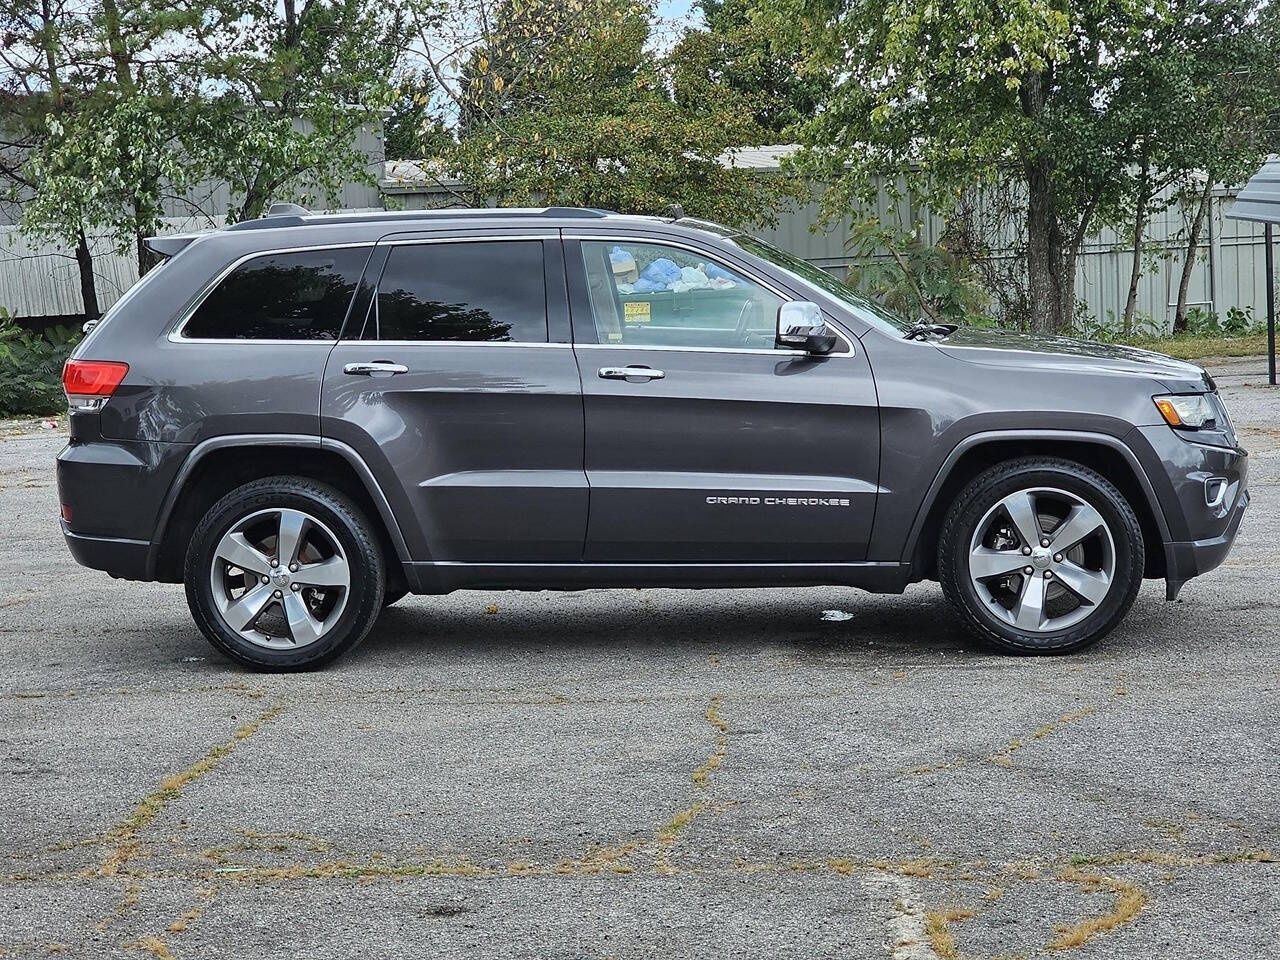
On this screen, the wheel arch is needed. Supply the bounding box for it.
[904,431,1170,582]
[150,435,410,584]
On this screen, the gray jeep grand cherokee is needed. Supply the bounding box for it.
[57,206,1248,669]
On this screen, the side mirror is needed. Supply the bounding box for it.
[776,301,837,354]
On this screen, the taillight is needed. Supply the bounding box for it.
[63,359,129,410]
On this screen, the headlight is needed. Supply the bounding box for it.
[1154,393,1216,430]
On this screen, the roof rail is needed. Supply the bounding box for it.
[224,205,619,232]
[542,207,615,218]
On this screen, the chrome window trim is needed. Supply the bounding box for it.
[168,242,377,344]
[167,232,858,356]
[565,233,856,357]
[170,337,341,346]
[575,343,809,358]
[341,340,573,349]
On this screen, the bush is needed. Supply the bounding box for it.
[0,314,81,417]
[1072,304,1263,344]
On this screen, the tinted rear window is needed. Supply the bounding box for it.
[373,241,547,342]
[184,248,369,340]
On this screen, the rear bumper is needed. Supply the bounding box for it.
[62,524,151,581]
[56,426,188,581]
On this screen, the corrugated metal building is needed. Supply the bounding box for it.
[0,119,385,320]
[383,147,1269,334]
[2,140,1272,332]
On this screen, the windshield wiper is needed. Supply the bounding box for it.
[904,321,958,341]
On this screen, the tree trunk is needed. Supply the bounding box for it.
[99,0,135,92]
[1174,179,1213,334]
[1122,158,1151,335]
[104,0,164,278]
[1025,158,1074,334]
[135,228,160,277]
[75,230,99,321]
[39,0,62,104]
[237,181,271,223]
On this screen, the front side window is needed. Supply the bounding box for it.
[371,241,547,342]
[579,240,783,349]
[184,248,368,340]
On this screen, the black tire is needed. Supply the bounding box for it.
[938,457,1144,654]
[185,476,386,670]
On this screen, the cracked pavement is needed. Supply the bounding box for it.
[1,356,1277,958]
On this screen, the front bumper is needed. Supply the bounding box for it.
[1132,424,1248,599]
[1163,486,1248,599]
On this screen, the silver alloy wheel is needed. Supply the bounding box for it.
[208,508,350,650]
[967,487,1116,633]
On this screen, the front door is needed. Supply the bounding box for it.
[322,234,587,563]
[567,237,880,563]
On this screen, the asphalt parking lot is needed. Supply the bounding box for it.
[1,357,1276,959]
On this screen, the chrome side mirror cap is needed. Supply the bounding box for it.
[776,301,836,354]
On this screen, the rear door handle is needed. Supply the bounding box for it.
[598,365,665,381]
[343,361,408,377]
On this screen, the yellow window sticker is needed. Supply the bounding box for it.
[624,301,651,324]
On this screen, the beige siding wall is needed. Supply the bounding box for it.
[744,184,1263,333]
[3,170,1272,329]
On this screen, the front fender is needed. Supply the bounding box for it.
[892,428,1172,575]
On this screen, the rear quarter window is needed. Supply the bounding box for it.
[182,248,370,340]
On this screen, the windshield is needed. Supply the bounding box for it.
[728,234,914,336]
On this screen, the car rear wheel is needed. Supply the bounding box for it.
[938,457,1144,654]
[185,477,385,670]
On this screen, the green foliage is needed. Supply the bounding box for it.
[1226,306,1257,335]
[670,0,827,137]
[15,0,421,270]
[1074,310,1160,342]
[0,320,81,417]
[755,0,1280,334]
[192,0,418,222]
[15,0,212,271]
[1178,305,1260,338]
[23,96,195,254]
[384,71,452,161]
[1073,304,1261,344]
[845,221,987,324]
[423,0,801,226]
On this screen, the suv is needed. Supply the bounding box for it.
[58,206,1248,669]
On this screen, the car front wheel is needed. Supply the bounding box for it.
[938,457,1144,654]
[185,477,386,670]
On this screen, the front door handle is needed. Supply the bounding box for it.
[598,365,665,381]
[344,361,408,377]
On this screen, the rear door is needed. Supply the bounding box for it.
[567,234,880,563]
[321,231,587,563]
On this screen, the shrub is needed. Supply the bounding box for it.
[0,316,81,417]
[1224,305,1256,335]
